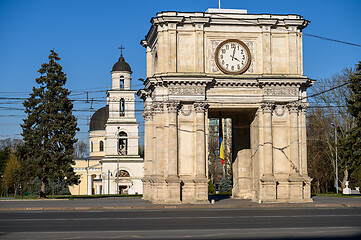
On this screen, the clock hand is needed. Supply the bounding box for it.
[231,47,236,60]
[233,57,240,62]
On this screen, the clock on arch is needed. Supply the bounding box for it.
[215,39,251,75]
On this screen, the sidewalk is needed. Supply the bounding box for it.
[0,196,360,211]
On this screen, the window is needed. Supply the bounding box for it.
[118,131,128,155]
[99,140,104,152]
[116,170,130,178]
[90,141,93,152]
[120,98,125,116]
[119,76,124,89]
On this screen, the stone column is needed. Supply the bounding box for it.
[87,174,92,195]
[300,103,313,202]
[287,102,303,202]
[299,103,308,176]
[165,101,181,203]
[152,102,165,203]
[168,23,177,72]
[260,102,276,202]
[261,102,274,178]
[262,25,272,74]
[194,102,209,203]
[95,174,101,195]
[142,108,153,201]
[287,103,300,175]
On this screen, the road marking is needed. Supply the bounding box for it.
[1,214,361,221]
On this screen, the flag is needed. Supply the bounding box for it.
[219,117,225,165]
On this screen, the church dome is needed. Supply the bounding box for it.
[89,106,109,131]
[112,55,132,72]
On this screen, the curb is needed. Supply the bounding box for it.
[1,203,361,211]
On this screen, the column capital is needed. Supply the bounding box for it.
[287,102,300,113]
[299,102,309,113]
[166,101,180,113]
[261,101,275,113]
[194,102,209,113]
[143,110,154,121]
[152,102,164,113]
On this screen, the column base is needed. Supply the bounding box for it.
[260,176,277,202]
[194,178,209,204]
[165,176,182,204]
[150,177,166,204]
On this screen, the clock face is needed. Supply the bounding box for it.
[215,39,251,75]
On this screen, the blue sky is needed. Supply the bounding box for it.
[0,0,360,144]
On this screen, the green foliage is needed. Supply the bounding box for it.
[208,180,215,195]
[19,50,80,197]
[0,147,10,175]
[1,150,20,195]
[219,176,233,194]
[24,177,70,196]
[339,61,361,188]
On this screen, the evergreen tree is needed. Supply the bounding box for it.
[20,50,80,197]
[339,61,361,188]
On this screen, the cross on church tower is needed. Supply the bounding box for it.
[118,45,125,56]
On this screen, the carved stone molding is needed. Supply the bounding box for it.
[274,105,286,117]
[152,102,164,113]
[166,101,180,113]
[169,85,205,96]
[194,102,209,113]
[143,110,154,121]
[287,102,300,113]
[180,104,192,116]
[299,103,308,114]
[261,102,275,113]
[263,87,298,96]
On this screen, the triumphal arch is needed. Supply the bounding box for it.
[138,9,313,204]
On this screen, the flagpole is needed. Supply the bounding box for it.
[219,0,221,9]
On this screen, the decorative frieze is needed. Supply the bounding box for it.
[168,85,205,96]
[263,87,298,96]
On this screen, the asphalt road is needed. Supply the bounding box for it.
[1,207,361,239]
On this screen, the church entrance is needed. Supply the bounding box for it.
[208,108,257,199]
[119,185,128,195]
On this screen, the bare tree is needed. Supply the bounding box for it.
[307,67,355,193]
[73,140,89,159]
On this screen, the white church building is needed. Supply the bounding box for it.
[69,52,143,195]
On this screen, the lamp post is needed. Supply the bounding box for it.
[116,127,120,195]
[332,123,339,193]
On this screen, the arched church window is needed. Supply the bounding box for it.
[120,98,125,117]
[99,140,104,152]
[119,76,124,89]
[90,141,93,152]
[117,131,128,155]
[116,170,130,178]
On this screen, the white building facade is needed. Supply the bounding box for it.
[70,53,143,195]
